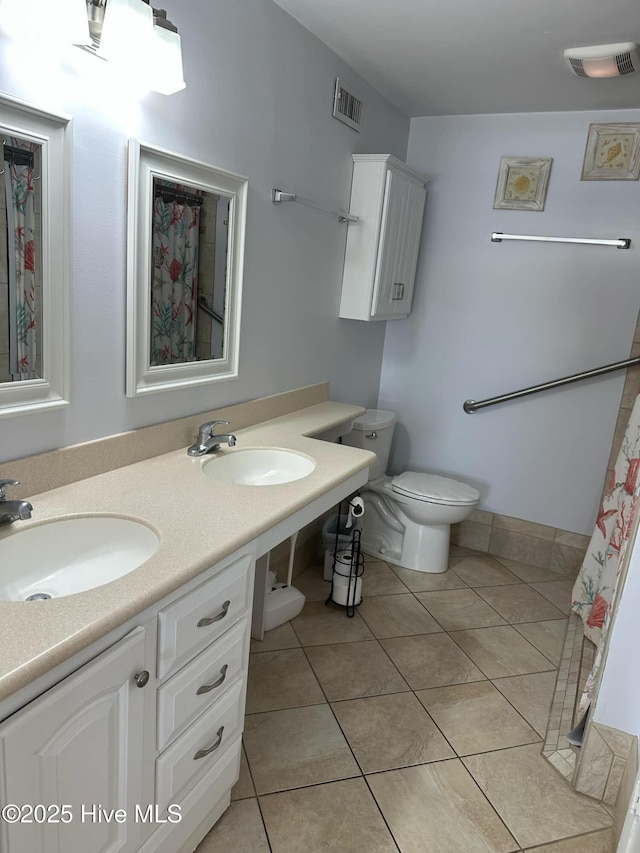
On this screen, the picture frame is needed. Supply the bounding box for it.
[581,123,640,181]
[493,156,553,211]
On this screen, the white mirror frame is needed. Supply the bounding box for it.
[0,92,71,419]
[126,140,247,397]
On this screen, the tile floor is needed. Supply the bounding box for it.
[196,547,614,853]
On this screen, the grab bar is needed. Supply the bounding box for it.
[197,295,223,325]
[491,232,631,249]
[464,356,640,414]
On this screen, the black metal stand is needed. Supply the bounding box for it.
[325,498,365,618]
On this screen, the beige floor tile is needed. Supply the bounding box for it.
[416,588,506,631]
[331,692,455,773]
[530,579,574,615]
[492,671,558,736]
[367,760,518,853]
[260,777,397,853]
[250,622,300,652]
[305,640,409,700]
[450,626,557,678]
[389,564,468,592]
[524,828,614,852]
[476,584,566,623]
[231,745,255,800]
[362,560,411,595]
[246,648,324,713]
[196,798,269,853]
[243,704,359,794]
[416,681,540,756]
[514,619,568,666]
[291,567,331,602]
[381,633,485,690]
[358,593,443,638]
[463,744,612,848]
[291,601,373,646]
[493,557,565,583]
[451,555,521,587]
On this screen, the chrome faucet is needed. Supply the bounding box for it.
[0,479,33,525]
[187,420,237,457]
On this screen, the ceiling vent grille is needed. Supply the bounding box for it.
[333,78,363,131]
[616,51,635,74]
[568,57,588,77]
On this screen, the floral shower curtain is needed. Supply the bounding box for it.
[4,138,37,378]
[150,194,200,365]
[571,390,640,711]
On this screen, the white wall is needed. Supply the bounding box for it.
[0,0,409,463]
[378,110,640,534]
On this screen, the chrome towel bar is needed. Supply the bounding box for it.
[272,188,359,223]
[464,356,640,414]
[491,232,631,249]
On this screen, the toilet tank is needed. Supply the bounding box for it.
[342,409,396,481]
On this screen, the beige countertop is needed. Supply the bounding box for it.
[0,402,374,703]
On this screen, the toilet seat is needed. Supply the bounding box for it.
[391,472,480,506]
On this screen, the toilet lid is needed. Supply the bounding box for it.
[391,472,480,505]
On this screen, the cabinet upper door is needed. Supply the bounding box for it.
[393,180,426,317]
[0,627,146,853]
[370,169,410,320]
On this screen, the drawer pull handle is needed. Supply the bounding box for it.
[193,726,224,760]
[196,664,228,695]
[197,600,230,627]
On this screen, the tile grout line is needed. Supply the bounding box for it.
[240,551,604,852]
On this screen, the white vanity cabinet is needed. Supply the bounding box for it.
[0,546,255,853]
[0,627,147,853]
[339,154,427,321]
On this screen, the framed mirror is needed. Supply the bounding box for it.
[126,140,247,397]
[0,93,71,418]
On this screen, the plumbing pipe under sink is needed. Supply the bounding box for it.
[262,530,305,632]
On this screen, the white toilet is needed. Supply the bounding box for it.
[343,410,480,574]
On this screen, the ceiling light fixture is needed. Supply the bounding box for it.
[564,42,640,78]
[79,0,185,94]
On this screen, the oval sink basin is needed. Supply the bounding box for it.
[0,517,159,602]
[203,448,315,486]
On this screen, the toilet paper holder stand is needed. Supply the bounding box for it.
[326,496,365,618]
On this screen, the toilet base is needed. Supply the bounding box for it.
[361,520,451,574]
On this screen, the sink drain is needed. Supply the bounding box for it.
[25,592,52,601]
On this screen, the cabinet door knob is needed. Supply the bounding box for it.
[193,726,224,760]
[197,600,230,627]
[134,670,150,688]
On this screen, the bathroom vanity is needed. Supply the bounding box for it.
[0,401,373,853]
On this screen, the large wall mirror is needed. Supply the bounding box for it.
[126,140,247,397]
[0,93,71,418]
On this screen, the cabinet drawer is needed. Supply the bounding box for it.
[157,551,252,679]
[157,618,248,750]
[138,736,241,853]
[155,679,244,810]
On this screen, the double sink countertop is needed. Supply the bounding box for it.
[0,402,374,703]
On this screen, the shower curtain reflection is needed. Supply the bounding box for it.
[1,138,40,382]
[150,182,201,365]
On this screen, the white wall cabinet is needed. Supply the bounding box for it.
[0,546,255,853]
[339,154,427,321]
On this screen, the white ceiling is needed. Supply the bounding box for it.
[272,0,640,116]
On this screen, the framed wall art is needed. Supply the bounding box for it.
[493,156,553,211]
[581,123,640,181]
